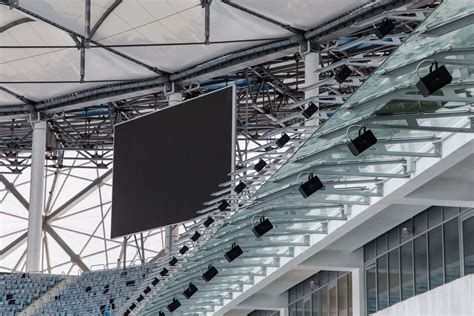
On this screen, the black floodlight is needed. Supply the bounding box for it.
[179,245,189,255]
[183,282,198,299]
[203,216,215,227]
[234,181,246,194]
[169,257,178,266]
[299,173,324,198]
[124,310,131,316]
[130,303,136,310]
[190,231,201,242]
[167,298,181,312]
[254,159,267,172]
[302,102,318,119]
[202,265,219,282]
[159,312,165,316]
[224,243,243,262]
[137,295,144,302]
[252,216,273,238]
[160,267,169,277]
[151,277,159,286]
[416,62,452,97]
[347,126,377,156]
[276,133,290,148]
[144,286,151,294]
[335,65,352,84]
[218,200,230,211]
[375,18,395,39]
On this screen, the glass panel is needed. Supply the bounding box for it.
[428,206,442,228]
[428,227,444,289]
[400,219,413,243]
[312,290,321,316]
[304,279,311,296]
[388,249,400,305]
[463,216,474,275]
[290,287,297,303]
[304,299,311,316]
[444,218,460,282]
[297,300,304,316]
[443,207,459,220]
[321,286,328,316]
[297,283,304,299]
[328,271,338,282]
[401,242,414,300]
[364,240,376,262]
[290,303,297,316]
[377,234,388,256]
[414,235,428,294]
[414,211,427,236]
[348,274,352,316]
[329,286,337,316]
[338,276,348,316]
[377,255,389,310]
[388,227,399,250]
[366,265,377,313]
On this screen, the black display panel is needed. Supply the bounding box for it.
[111,87,234,238]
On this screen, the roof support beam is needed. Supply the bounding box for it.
[0,17,33,33]
[90,0,122,38]
[0,174,29,210]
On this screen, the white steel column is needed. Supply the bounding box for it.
[351,267,367,316]
[165,91,183,253]
[303,47,321,125]
[26,120,47,272]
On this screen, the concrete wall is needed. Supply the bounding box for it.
[373,274,474,316]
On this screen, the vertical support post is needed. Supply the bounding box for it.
[122,236,127,269]
[351,267,367,316]
[26,120,47,272]
[303,44,320,126]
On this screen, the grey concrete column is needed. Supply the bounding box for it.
[303,49,320,126]
[26,120,47,272]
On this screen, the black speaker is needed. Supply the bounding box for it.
[276,133,290,148]
[375,18,395,39]
[225,243,243,262]
[234,181,246,194]
[203,216,215,227]
[302,102,318,119]
[169,257,178,266]
[167,298,181,312]
[299,174,324,198]
[151,277,159,286]
[218,200,229,211]
[160,267,169,277]
[335,65,352,84]
[254,159,267,172]
[202,265,218,282]
[252,217,273,238]
[183,282,198,299]
[347,127,377,156]
[190,231,201,242]
[179,245,189,255]
[416,62,452,97]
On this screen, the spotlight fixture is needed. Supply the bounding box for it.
[335,65,352,84]
[276,133,290,148]
[169,257,178,266]
[224,243,243,262]
[160,267,169,277]
[151,277,159,286]
[416,62,452,97]
[299,173,324,198]
[204,216,215,227]
[137,295,144,302]
[302,102,318,119]
[254,158,267,172]
[190,231,201,242]
[159,312,165,316]
[234,181,246,194]
[252,216,273,238]
[218,200,229,211]
[179,245,189,255]
[183,282,198,299]
[167,298,181,312]
[144,286,151,294]
[374,18,395,39]
[124,310,131,316]
[347,126,377,156]
[202,265,219,282]
[130,303,137,310]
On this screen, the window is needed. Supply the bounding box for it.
[329,285,337,316]
[321,286,328,316]
[414,211,427,236]
[388,227,399,250]
[290,303,296,316]
[428,227,443,289]
[388,249,400,305]
[312,291,321,316]
[428,206,442,228]
[338,276,348,316]
[443,207,459,220]
[364,240,376,262]
[400,242,413,300]
[296,300,304,316]
[376,234,388,255]
[366,265,376,314]
[444,218,460,282]
[400,219,413,243]
[377,255,388,310]
[414,235,428,294]
[462,216,474,275]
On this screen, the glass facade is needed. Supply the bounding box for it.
[363,206,474,313]
[289,271,352,316]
